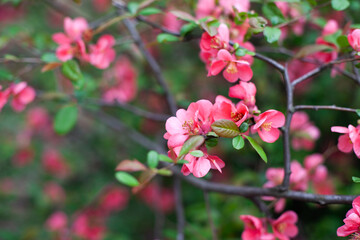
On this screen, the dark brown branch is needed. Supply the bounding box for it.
[174,177,186,240]
[281,64,293,190]
[294,105,358,113]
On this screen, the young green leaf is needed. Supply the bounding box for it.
[147,150,159,169]
[353,176,360,183]
[138,7,162,16]
[157,33,179,43]
[331,0,350,11]
[170,10,197,22]
[232,136,245,150]
[128,2,139,14]
[157,169,173,176]
[115,172,139,187]
[177,159,190,164]
[211,119,240,138]
[116,159,147,172]
[244,135,268,163]
[239,122,249,133]
[159,154,174,163]
[263,27,281,44]
[61,60,82,83]
[41,53,59,63]
[54,105,78,135]
[190,150,204,157]
[178,135,205,159]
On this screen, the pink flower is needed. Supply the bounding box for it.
[12,148,34,167]
[228,81,256,107]
[253,110,285,143]
[53,17,89,62]
[180,148,225,178]
[270,211,298,240]
[200,23,230,53]
[348,29,360,52]
[102,57,137,103]
[72,209,106,240]
[89,35,116,69]
[98,186,129,213]
[240,215,275,240]
[337,196,360,237]
[42,149,70,178]
[196,0,216,19]
[164,99,214,149]
[290,112,320,150]
[163,11,183,32]
[9,82,36,112]
[219,0,250,15]
[322,20,339,36]
[208,49,253,82]
[0,86,11,111]
[46,211,68,232]
[332,125,360,158]
[213,95,249,126]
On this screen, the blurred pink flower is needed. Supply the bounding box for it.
[42,149,70,178]
[89,35,116,69]
[72,209,106,240]
[43,182,66,205]
[240,215,275,240]
[46,211,68,232]
[253,110,285,143]
[12,148,34,167]
[348,29,360,52]
[290,112,320,150]
[139,183,175,213]
[98,186,129,213]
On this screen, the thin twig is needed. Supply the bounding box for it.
[294,105,358,113]
[174,177,185,240]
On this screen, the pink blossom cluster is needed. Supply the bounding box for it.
[139,183,175,214]
[53,17,115,69]
[102,57,137,104]
[275,2,305,41]
[196,0,250,19]
[332,125,360,158]
[45,185,129,240]
[164,96,284,178]
[200,23,254,83]
[0,82,35,112]
[290,111,320,150]
[337,196,360,238]
[263,155,334,212]
[240,210,298,240]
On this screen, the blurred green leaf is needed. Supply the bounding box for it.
[147,150,159,168]
[159,154,173,163]
[41,53,58,63]
[190,150,204,157]
[115,172,139,187]
[179,135,205,159]
[263,27,281,43]
[54,105,78,135]
[262,3,286,25]
[157,169,173,176]
[331,0,350,11]
[157,33,179,43]
[352,176,360,183]
[128,2,139,14]
[138,7,162,16]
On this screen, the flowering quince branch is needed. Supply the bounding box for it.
[294,105,359,113]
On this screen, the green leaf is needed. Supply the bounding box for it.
[177,159,190,164]
[159,154,174,163]
[353,176,360,183]
[128,2,139,14]
[61,60,84,89]
[178,135,205,159]
[331,0,350,11]
[262,3,286,25]
[244,135,268,163]
[205,137,218,148]
[115,172,139,187]
[157,169,173,176]
[248,16,268,32]
[239,122,249,133]
[157,33,179,43]
[263,27,281,43]
[4,54,18,61]
[147,150,159,169]
[116,159,147,172]
[0,67,13,81]
[211,119,240,138]
[232,136,245,150]
[337,35,350,49]
[356,109,360,117]
[41,53,58,63]
[138,7,162,16]
[180,22,198,37]
[235,48,246,57]
[170,10,197,22]
[190,150,204,157]
[53,105,78,135]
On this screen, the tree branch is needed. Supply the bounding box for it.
[294,105,358,113]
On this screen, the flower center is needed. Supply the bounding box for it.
[262,122,272,131]
[182,120,200,135]
[231,112,244,122]
[227,62,238,74]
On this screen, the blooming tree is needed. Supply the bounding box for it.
[1,0,360,239]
